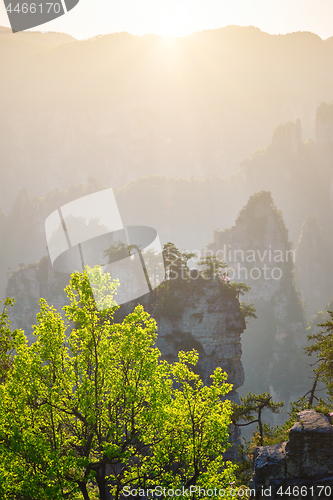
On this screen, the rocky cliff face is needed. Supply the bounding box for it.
[315,102,333,143]
[295,215,332,320]
[251,410,333,499]
[117,278,246,393]
[271,120,302,154]
[5,257,71,340]
[208,191,309,408]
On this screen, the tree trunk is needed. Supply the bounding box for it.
[258,407,263,446]
[78,481,91,500]
[308,375,319,406]
[96,463,107,500]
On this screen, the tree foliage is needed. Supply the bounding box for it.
[0,268,239,500]
[163,242,196,281]
[0,297,16,383]
[305,310,333,400]
[197,255,228,279]
[231,392,284,446]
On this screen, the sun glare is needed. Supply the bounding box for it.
[152,2,199,38]
[157,22,196,38]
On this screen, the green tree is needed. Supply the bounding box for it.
[0,297,16,383]
[163,242,196,281]
[0,268,239,500]
[141,247,165,288]
[154,243,196,320]
[231,392,284,446]
[305,310,333,401]
[239,303,257,324]
[231,393,284,488]
[198,255,228,279]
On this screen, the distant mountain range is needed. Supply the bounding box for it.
[2,25,333,210]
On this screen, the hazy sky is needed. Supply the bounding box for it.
[1,0,333,39]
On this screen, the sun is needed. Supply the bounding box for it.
[157,21,196,38]
[151,2,199,38]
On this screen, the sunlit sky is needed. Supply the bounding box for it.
[1,0,333,40]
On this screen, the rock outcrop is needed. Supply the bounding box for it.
[315,102,333,143]
[251,410,333,499]
[271,120,302,154]
[117,277,245,393]
[5,257,70,341]
[295,215,332,320]
[208,192,308,409]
